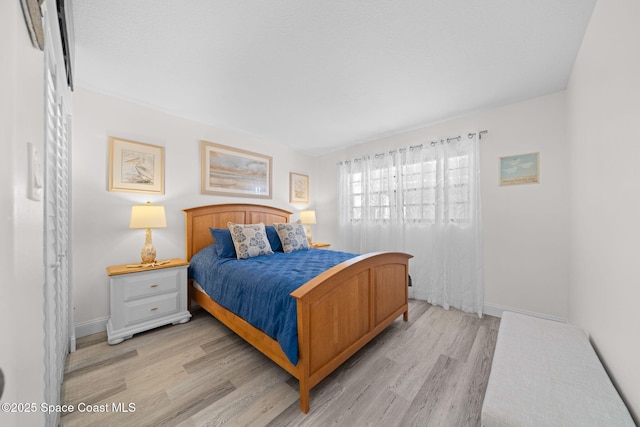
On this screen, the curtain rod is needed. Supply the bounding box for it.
[388,130,489,156]
[338,129,489,164]
[434,129,488,145]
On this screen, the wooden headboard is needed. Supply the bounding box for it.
[183,204,292,260]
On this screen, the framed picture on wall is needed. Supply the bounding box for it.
[201,140,272,198]
[289,172,309,204]
[499,152,539,186]
[108,137,165,194]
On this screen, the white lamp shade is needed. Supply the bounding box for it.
[129,202,167,229]
[300,210,316,225]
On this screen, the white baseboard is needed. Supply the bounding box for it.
[483,303,567,323]
[75,316,109,338]
[75,304,563,338]
[73,304,201,339]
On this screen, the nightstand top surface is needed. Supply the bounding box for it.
[106,258,189,276]
[310,242,330,248]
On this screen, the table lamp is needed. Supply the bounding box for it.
[129,201,167,264]
[300,210,316,244]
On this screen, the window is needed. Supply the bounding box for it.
[444,154,471,224]
[402,160,437,222]
[348,166,396,221]
[345,152,471,224]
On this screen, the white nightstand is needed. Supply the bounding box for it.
[106,258,191,345]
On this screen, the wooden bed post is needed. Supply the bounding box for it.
[297,298,311,413]
[299,380,310,413]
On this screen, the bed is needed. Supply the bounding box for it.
[183,203,412,413]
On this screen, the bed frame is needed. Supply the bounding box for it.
[183,203,412,413]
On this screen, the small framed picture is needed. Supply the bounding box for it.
[201,140,272,198]
[499,152,539,186]
[290,172,309,204]
[108,137,164,194]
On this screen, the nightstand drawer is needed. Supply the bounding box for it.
[123,270,180,301]
[123,292,179,326]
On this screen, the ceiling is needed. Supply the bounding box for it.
[71,0,596,156]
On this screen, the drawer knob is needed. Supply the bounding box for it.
[150,307,158,311]
[150,284,158,288]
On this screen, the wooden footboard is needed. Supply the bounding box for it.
[184,204,412,413]
[292,251,412,412]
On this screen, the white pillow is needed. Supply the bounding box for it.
[227,222,273,259]
[273,220,310,253]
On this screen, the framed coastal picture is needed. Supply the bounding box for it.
[201,141,272,198]
[499,152,539,186]
[108,137,164,194]
[289,172,309,204]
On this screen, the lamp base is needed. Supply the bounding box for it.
[305,224,313,245]
[140,228,157,263]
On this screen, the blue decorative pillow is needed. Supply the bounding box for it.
[265,225,283,252]
[209,228,237,258]
[227,222,274,259]
[274,220,310,253]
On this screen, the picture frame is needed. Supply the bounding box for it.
[499,152,539,186]
[108,137,164,194]
[289,172,309,204]
[201,140,272,198]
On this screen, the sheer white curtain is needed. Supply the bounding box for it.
[338,133,483,316]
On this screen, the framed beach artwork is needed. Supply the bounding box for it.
[499,152,539,186]
[201,141,272,198]
[289,172,309,204]
[108,137,165,194]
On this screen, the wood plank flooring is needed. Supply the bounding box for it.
[60,300,499,426]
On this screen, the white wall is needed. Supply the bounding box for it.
[315,92,570,320]
[0,2,46,426]
[71,88,316,331]
[567,0,640,420]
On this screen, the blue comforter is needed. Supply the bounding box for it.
[188,246,357,365]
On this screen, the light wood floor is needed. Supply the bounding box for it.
[60,300,499,426]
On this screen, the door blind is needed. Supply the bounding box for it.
[43,10,73,427]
